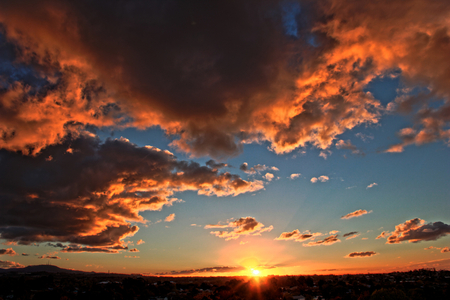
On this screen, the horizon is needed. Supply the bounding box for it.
[0,0,450,277]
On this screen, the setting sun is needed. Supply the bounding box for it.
[251,269,261,276]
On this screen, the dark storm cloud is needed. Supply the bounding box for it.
[0,134,263,249]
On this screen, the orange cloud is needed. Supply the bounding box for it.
[206,217,273,241]
[303,235,341,247]
[164,213,176,223]
[341,209,372,219]
[275,229,321,242]
[386,218,450,244]
[0,248,17,256]
[0,135,263,249]
[136,239,145,245]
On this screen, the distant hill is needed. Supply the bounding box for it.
[0,264,90,274]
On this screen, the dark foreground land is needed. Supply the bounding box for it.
[0,266,449,300]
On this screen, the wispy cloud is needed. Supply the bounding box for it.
[341,209,372,219]
[367,183,378,189]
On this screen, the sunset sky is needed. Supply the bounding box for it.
[0,0,449,276]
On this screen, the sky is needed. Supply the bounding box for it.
[0,0,449,276]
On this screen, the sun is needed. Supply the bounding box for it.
[251,268,261,276]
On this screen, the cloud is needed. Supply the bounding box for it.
[39,255,61,259]
[376,231,389,239]
[264,173,274,181]
[0,248,17,256]
[0,0,449,160]
[0,134,262,249]
[289,173,301,180]
[345,251,378,258]
[386,218,450,244]
[343,231,360,240]
[136,239,145,245]
[367,183,378,189]
[240,163,278,174]
[303,235,341,247]
[0,260,24,269]
[341,209,372,219]
[155,265,245,276]
[164,213,176,223]
[205,160,228,170]
[442,247,450,253]
[21,253,29,256]
[336,140,363,155]
[124,255,140,258]
[275,229,322,242]
[311,175,329,183]
[206,217,273,241]
[129,248,139,253]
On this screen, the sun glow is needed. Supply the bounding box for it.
[251,269,261,276]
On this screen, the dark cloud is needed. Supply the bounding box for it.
[386,218,450,244]
[343,231,360,240]
[304,235,340,247]
[205,160,228,170]
[275,229,320,242]
[155,266,245,276]
[39,255,61,259]
[129,248,139,253]
[206,216,273,241]
[346,251,378,258]
[335,140,363,155]
[0,248,16,256]
[0,260,24,269]
[0,134,263,249]
[341,209,372,219]
[0,1,449,158]
[21,253,29,256]
[442,247,450,253]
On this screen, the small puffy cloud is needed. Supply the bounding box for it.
[206,217,273,241]
[319,150,331,160]
[39,255,61,259]
[129,248,139,252]
[164,213,176,222]
[386,218,450,244]
[441,247,450,253]
[311,175,329,183]
[136,239,145,245]
[0,248,17,256]
[275,230,321,242]
[345,251,378,258]
[304,235,340,247]
[341,209,372,219]
[289,173,301,180]
[264,173,274,181]
[367,183,378,189]
[239,241,249,245]
[22,253,29,256]
[0,260,24,269]
[343,231,360,240]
